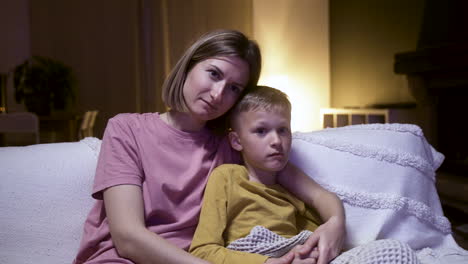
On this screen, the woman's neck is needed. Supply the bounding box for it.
[161,111,206,132]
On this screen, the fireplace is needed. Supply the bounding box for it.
[394,0,468,175]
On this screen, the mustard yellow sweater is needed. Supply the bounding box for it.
[189,164,321,264]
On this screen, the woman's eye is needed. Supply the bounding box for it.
[208,70,220,79]
[230,85,241,94]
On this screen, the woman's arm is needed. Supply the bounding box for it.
[277,163,345,264]
[104,184,210,264]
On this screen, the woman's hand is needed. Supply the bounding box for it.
[264,251,295,264]
[291,246,319,264]
[264,244,320,264]
[297,216,345,264]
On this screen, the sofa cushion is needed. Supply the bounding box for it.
[0,138,101,264]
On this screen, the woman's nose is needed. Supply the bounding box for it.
[210,82,225,102]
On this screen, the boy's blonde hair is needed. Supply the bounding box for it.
[162,29,262,113]
[229,85,291,130]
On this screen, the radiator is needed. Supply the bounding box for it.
[320,108,389,128]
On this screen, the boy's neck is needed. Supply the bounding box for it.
[243,163,278,186]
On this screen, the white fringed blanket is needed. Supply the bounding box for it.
[289,124,468,264]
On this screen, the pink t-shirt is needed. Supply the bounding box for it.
[74,113,238,263]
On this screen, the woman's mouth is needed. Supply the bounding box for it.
[201,99,217,110]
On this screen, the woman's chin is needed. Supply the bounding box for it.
[194,111,223,122]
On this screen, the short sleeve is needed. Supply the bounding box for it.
[92,115,144,199]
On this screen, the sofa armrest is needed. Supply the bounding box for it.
[0,138,100,264]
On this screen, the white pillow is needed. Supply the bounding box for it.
[0,138,100,264]
[289,124,456,252]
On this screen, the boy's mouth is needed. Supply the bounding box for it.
[268,152,283,158]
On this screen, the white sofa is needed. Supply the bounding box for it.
[1,124,467,264]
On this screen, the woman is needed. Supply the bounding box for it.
[74,29,344,264]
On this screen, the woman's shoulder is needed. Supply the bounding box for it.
[101,113,164,143]
[109,112,160,124]
[106,112,161,131]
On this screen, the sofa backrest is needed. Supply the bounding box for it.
[0,138,101,264]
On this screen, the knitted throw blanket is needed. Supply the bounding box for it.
[228,226,421,264]
[331,239,421,264]
[227,226,312,258]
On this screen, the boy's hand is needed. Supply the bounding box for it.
[297,216,345,264]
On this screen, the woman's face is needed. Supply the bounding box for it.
[183,56,250,123]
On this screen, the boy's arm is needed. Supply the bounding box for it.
[277,163,345,264]
[189,166,269,264]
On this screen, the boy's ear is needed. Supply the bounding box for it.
[228,131,243,151]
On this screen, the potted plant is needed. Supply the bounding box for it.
[13,56,77,116]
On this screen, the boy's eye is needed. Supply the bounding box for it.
[278,127,290,134]
[254,128,266,135]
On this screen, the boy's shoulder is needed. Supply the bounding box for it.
[214,163,247,175]
[210,164,248,183]
[214,163,244,171]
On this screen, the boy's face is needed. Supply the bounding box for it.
[229,107,292,181]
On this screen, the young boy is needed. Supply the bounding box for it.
[189,86,345,264]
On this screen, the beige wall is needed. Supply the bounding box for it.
[330,0,425,108]
[253,0,330,132]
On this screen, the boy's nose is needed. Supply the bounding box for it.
[270,132,282,146]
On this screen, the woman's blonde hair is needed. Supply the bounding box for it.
[162,29,262,113]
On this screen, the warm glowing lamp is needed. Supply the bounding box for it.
[258,74,323,132]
